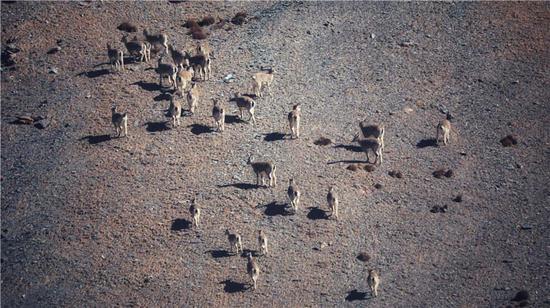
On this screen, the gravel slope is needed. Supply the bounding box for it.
[1,1,549,307]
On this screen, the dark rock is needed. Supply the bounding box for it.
[357,252,370,262]
[34,118,49,129]
[511,290,529,302]
[364,165,376,172]
[314,137,332,146]
[500,135,518,147]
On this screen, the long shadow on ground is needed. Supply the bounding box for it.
[145,121,170,132]
[189,124,213,135]
[345,289,369,302]
[264,132,286,142]
[225,115,246,124]
[333,143,363,152]
[219,280,248,293]
[171,218,191,231]
[416,138,438,148]
[217,183,261,190]
[80,134,112,144]
[131,81,161,92]
[261,201,292,216]
[207,250,232,258]
[307,207,329,220]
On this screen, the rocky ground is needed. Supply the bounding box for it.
[1,1,549,307]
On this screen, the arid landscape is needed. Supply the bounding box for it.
[1,1,549,307]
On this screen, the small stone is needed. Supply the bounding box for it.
[370,33,376,39]
[48,67,58,74]
[403,107,414,114]
[520,224,532,230]
[364,165,376,172]
[357,252,370,262]
[34,118,49,129]
[47,46,61,54]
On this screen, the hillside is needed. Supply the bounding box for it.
[1,1,549,306]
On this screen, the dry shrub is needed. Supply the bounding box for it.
[444,169,454,178]
[314,137,332,146]
[357,252,370,262]
[184,19,199,29]
[364,165,376,172]
[500,135,518,147]
[232,11,247,25]
[211,19,227,30]
[189,26,208,40]
[430,205,448,213]
[117,22,137,33]
[452,194,463,203]
[199,15,216,27]
[347,164,359,172]
[433,169,446,178]
[374,183,383,190]
[389,170,403,179]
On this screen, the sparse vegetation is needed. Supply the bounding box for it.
[364,165,376,172]
[500,134,518,147]
[117,22,137,32]
[232,11,247,25]
[199,15,216,27]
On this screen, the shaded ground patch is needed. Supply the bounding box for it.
[171,218,191,231]
[262,201,292,216]
[217,183,260,190]
[307,207,329,220]
[145,121,170,132]
[264,132,286,142]
[80,134,112,144]
[416,138,437,148]
[189,124,213,135]
[345,289,368,302]
[219,279,247,293]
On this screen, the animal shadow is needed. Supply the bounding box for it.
[80,134,112,144]
[240,249,259,258]
[189,124,214,135]
[307,207,329,220]
[333,143,363,152]
[326,159,365,165]
[219,279,248,293]
[263,201,292,216]
[225,115,245,124]
[217,183,260,190]
[123,56,140,65]
[171,218,191,231]
[153,92,173,102]
[208,250,232,258]
[264,132,286,142]
[145,121,170,132]
[131,81,161,92]
[345,289,369,301]
[79,69,110,78]
[417,138,438,148]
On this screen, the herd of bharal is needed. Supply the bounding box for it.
[103,25,452,296]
